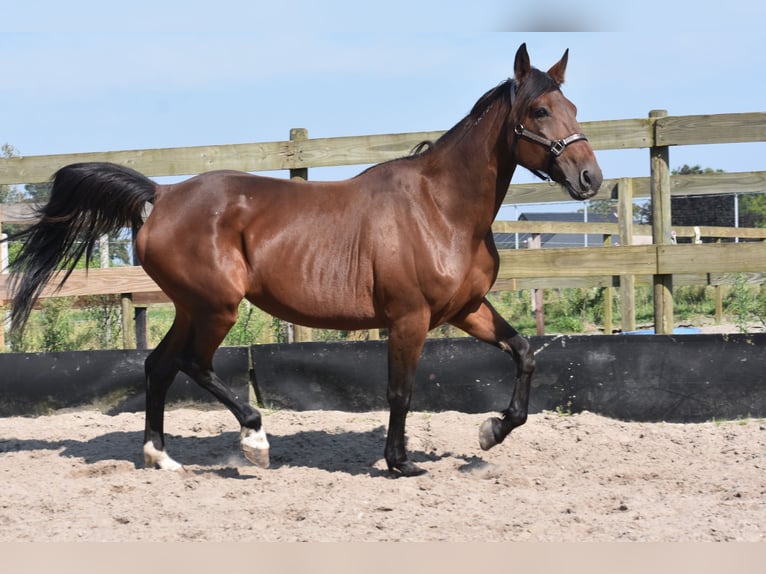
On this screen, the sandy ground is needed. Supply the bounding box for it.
[1,406,764,542]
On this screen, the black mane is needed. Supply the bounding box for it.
[508,68,561,125]
[429,68,561,150]
[359,67,561,173]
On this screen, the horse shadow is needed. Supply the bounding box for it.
[1,424,461,478]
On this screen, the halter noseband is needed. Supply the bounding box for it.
[509,80,588,182]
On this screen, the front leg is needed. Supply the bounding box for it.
[477,332,534,450]
[450,297,535,450]
[384,313,430,477]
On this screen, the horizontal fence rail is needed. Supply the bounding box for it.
[5,242,762,299]
[1,112,763,186]
[1,110,765,343]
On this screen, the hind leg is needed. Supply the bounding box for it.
[450,297,535,450]
[143,320,185,470]
[178,308,270,468]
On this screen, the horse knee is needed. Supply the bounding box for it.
[387,388,412,412]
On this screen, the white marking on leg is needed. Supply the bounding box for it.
[143,441,183,471]
[240,426,270,468]
[241,427,269,450]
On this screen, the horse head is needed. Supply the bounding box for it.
[508,43,602,200]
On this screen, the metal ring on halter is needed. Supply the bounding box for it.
[550,139,567,156]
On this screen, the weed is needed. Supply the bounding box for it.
[556,400,573,417]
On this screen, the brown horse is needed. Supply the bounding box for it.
[6,43,601,476]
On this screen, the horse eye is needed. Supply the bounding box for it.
[532,107,549,119]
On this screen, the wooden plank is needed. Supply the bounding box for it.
[0,131,446,185]
[675,226,766,240]
[9,203,766,241]
[0,141,296,185]
[579,118,653,150]
[294,120,652,169]
[3,250,763,306]
[0,118,761,188]
[671,170,766,197]
[492,273,734,291]
[502,182,578,205]
[616,223,766,241]
[492,220,618,235]
[657,243,766,274]
[502,177,651,205]
[503,179,620,205]
[295,130,445,168]
[0,118,660,186]
[706,272,764,286]
[497,245,657,278]
[475,170,766,207]
[492,276,616,291]
[0,266,159,300]
[655,112,766,146]
[132,291,171,305]
[493,272,765,292]
[0,203,37,224]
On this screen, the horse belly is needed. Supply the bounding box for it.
[245,242,378,329]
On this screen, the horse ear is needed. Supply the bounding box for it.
[547,49,569,85]
[514,43,531,83]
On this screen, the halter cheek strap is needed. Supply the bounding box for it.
[514,125,588,158]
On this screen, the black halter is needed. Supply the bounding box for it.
[508,80,588,182]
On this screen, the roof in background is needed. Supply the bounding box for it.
[495,210,618,249]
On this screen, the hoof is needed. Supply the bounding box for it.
[479,417,504,451]
[241,427,270,468]
[388,460,428,477]
[143,442,183,471]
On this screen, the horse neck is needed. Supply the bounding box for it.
[429,100,516,234]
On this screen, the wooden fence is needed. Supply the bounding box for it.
[1,110,766,347]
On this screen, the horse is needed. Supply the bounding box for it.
[5,43,601,476]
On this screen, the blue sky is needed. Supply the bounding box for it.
[2,1,764,215]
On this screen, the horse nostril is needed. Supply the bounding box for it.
[579,169,592,190]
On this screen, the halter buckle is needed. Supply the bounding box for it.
[550,140,566,157]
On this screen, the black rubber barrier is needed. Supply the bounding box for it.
[0,347,250,416]
[252,334,766,422]
[0,334,764,422]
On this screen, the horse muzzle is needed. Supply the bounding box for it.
[564,164,602,200]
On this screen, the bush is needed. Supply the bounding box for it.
[40,297,76,352]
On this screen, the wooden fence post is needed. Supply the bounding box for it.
[529,234,544,335]
[121,293,135,349]
[0,217,6,350]
[603,233,613,334]
[289,128,313,343]
[650,110,674,334]
[617,178,637,332]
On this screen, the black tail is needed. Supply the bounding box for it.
[5,162,156,334]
